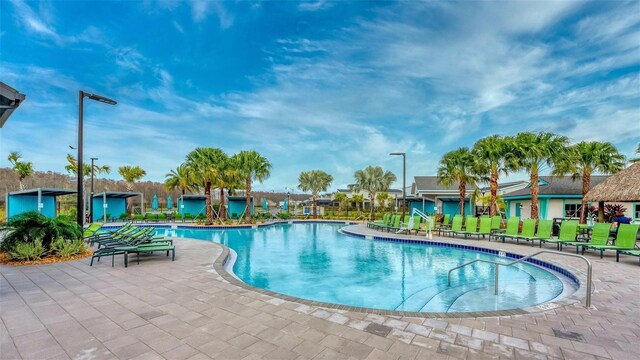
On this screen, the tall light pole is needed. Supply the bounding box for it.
[77,91,116,226]
[89,157,98,223]
[390,152,406,219]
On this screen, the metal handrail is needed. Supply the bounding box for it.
[354,214,368,223]
[447,250,592,307]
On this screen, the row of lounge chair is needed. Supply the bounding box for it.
[83,223,175,267]
[368,213,640,264]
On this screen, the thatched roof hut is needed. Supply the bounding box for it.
[584,162,640,202]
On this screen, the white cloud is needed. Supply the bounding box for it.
[10,0,62,43]
[189,0,233,28]
[297,0,334,12]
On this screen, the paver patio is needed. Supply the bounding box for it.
[1,224,639,360]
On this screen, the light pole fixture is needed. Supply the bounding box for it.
[89,157,98,223]
[390,152,406,219]
[77,91,116,226]
[287,191,291,215]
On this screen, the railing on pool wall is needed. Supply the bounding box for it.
[447,250,593,307]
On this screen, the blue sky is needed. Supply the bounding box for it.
[1,0,639,192]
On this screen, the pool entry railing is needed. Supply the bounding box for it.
[447,250,593,307]
[407,208,434,239]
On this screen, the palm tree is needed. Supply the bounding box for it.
[630,143,640,163]
[437,147,478,217]
[557,141,625,224]
[185,147,228,223]
[232,150,272,222]
[334,192,347,214]
[352,193,365,212]
[376,192,390,211]
[65,154,110,211]
[509,132,569,220]
[164,164,196,195]
[472,135,515,216]
[118,166,147,192]
[350,166,397,220]
[7,152,34,190]
[297,170,333,218]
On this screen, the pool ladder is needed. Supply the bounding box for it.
[447,250,592,307]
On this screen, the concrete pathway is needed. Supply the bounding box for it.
[1,225,639,360]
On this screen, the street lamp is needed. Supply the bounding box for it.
[89,157,98,223]
[287,191,291,215]
[390,152,406,219]
[77,91,116,226]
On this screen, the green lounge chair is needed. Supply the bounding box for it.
[616,249,640,265]
[376,214,395,230]
[491,217,519,242]
[369,213,390,229]
[90,231,175,267]
[439,215,462,237]
[514,219,536,245]
[517,219,552,247]
[397,215,421,234]
[560,223,611,254]
[464,216,492,240]
[418,216,435,235]
[582,224,639,259]
[437,214,451,230]
[490,216,502,232]
[380,214,400,232]
[83,222,103,239]
[540,220,578,250]
[390,215,411,233]
[454,216,477,238]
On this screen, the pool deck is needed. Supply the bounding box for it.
[1,224,639,360]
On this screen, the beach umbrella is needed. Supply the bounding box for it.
[152,194,158,210]
[262,197,268,210]
[167,196,173,209]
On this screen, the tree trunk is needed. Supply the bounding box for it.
[459,182,466,218]
[205,180,212,222]
[19,178,25,191]
[313,193,318,218]
[369,193,375,221]
[530,166,539,220]
[490,166,498,216]
[219,187,226,221]
[245,177,252,223]
[579,170,590,224]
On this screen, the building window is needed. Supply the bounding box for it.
[564,203,582,219]
[635,204,640,220]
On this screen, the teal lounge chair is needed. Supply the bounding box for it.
[514,219,536,245]
[560,222,611,254]
[491,217,519,242]
[583,224,639,259]
[540,220,578,250]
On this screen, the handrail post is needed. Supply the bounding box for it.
[494,264,499,295]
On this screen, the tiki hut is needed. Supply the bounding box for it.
[584,162,640,221]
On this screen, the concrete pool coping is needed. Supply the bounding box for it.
[208,223,589,319]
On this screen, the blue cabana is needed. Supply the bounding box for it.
[6,188,76,219]
[227,196,254,219]
[92,192,143,222]
[177,195,206,217]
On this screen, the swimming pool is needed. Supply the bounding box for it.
[157,223,576,313]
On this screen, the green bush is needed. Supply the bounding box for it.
[276,212,291,219]
[51,238,87,258]
[0,211,82,252]
[10,239,45,261]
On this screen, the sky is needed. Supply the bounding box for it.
[1,0,639,192]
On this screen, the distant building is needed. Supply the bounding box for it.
[0,81,26,128]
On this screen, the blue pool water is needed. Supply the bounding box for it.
[157,223,573,313]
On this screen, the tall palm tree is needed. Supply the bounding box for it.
[298,170,333,218]
[7,152,34,190]
[185,147,228,223]
[118,165,146,192]
[164,164,196,195]
[557,141,625,224]
[352,193,365,212]
[630,143,640,163]
[437,147,478,217]
[509,132,569,220]
[376,192,390,211]
[65,154,110,209]
[350,166,397,220]
[334,192,347,214]
[232,150,272,222]
[472,135,515,216]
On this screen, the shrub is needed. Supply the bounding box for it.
[9,239,45,261]
[276,212,291,219]
[604,204,627,222]
[0,211,82,252]
[51,238,87,257]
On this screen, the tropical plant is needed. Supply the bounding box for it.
[630,143,640,163]
[376,192,390,211]
[297,170,333,218]
[232,150,272,222]
[0,211,82,253]
[118,165,147,192]
[334,192,347,213]
[185,147,229,222]
[9,239,45,261]
[350,166,397,220]
[7,151,34,190]
[556,141,626,223]
[437,147,479,217]
[164,164,196,195]
[508,132,569,220]
[51,238,87,257]
[472,135,515,216]
[65,154,111,178]
[604,203,627,222]
[352,193,365,212]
